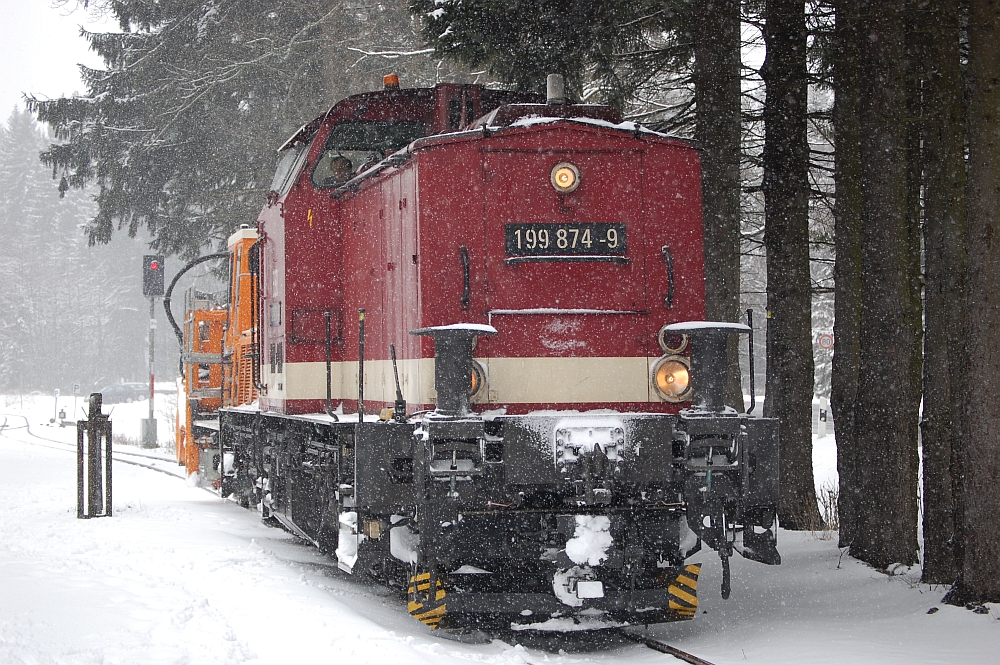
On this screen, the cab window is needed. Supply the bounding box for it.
[270,143,308,195]
[311,121,424,188]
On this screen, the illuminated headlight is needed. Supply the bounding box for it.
[469,360,487,398]
[651,355,692,402]
[550,162,581,193]
[657,326,689,354]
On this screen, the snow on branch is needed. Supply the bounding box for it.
[347,47,435,61]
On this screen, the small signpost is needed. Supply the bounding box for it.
[77,393,112,519]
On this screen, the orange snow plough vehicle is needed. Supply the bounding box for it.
[171,226,259,479]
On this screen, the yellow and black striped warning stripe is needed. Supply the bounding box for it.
[666,563,701,620]
[407,572,447,628]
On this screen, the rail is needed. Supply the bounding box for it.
[0,414,185,479]
[612,628,718,665]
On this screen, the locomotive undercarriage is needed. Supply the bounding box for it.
[218,324,780,632]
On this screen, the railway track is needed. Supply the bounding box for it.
[0,413,185,479]
[612,628,718,665]
[494,627,718,665]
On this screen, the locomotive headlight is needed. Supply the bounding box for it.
[651,355,692,402]
[469,360,487,398]
[550,162,581,193]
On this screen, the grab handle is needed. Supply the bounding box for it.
[460,246,471,310]
[661,245,675,309]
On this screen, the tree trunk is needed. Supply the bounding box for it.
[693,0,744,409]
[762,0,821,529]
[903,0,926,574]
[832,0,863,548]
[957,0,1000,603]
[851,0,920,569]
[920,0,966,586]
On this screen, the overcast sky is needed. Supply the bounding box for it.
[0,2,108,122]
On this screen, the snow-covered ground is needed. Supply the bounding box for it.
[5,388,180,450]
[1,397,996,664]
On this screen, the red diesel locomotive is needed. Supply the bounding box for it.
[174,74,780,636]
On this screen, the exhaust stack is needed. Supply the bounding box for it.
[410,324,496,418]
[661,322,750,412]
[546,73,565,105]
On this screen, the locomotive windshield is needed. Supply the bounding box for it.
[269,143,308,196]
[311,121,424,188]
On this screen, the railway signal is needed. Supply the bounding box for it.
[142,255,165,297]
[141,255,163,447]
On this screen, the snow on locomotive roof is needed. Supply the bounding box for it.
[503,114,677,139]
[467,102,690,143]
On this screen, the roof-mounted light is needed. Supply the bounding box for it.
[551,162,580,193]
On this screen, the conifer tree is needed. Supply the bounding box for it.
[32,0,454,257]
[955,0,1000,603]
[761,0,821,529]
[409,0,670,105]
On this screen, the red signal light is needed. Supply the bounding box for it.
[143,254,165,296]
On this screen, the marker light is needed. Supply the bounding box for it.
[651,355,692,402]
[550,162,581,193]
[657,326,688,354]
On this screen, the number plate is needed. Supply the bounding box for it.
[505,223,627,257]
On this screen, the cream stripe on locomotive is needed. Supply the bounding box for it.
[284,358,435,403]
[279,356,656,404]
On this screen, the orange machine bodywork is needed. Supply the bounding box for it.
[175,227,259,476]
[223,227,260,409]
[176,309,225,474]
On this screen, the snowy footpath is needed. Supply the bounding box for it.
[1,401,997,664]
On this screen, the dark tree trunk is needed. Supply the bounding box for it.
[832,0,863,548]
[762,0,821,529]
[920,0,966,586]
[851,0,920,568]
[904,4,925,472]
[903,0,926,575]
[956,0,1000,603]
[693,0,744,409]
